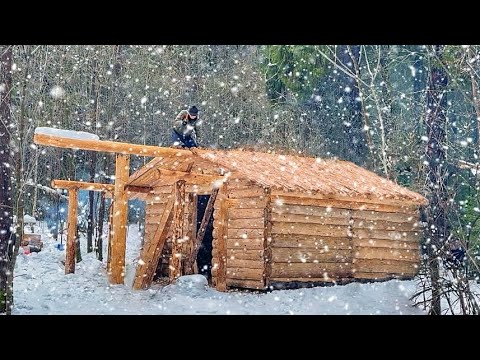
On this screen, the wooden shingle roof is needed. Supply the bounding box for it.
[128,148,428,206]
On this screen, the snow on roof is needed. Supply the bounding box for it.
[35,127,100,141]
[24,214,37,223]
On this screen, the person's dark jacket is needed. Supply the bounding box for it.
[173,110,201,140]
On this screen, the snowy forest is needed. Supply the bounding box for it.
[1,45,480,315]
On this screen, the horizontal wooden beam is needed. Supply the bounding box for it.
[271,190,427,209]
[52,180,115,192]
[151,176,224,187]
[53,178,221,196]
[157,168,219,179]
[130,168,223,185]
[53,180,155,201]
[129,168,225,187]
[125,185,153,194]
[34,132,199,158]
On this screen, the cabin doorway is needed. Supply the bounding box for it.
[195,195,214,281]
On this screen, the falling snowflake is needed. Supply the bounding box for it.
[408,65,417,77]
[50,86,65,99]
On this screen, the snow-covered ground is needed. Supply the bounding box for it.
[13,222,426,315]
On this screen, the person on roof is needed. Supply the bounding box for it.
[171,105,202,149]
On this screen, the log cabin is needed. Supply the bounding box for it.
[34,129,428,292]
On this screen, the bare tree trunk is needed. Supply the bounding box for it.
[0,45,14,314]
[424,45,449,315]
[87,60,99,253]
[5,46,32,315]
[96,45,121,261]
[412,46,426,138]
[343,45,371,167]
[87,152,96,253]
[31,150,39,217]
[75,226,82,263]
[463,46,480,275]
[467,47,480,154]
[362,45,390,178]
[95,192,106,261]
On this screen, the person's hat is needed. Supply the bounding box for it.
[188,106,199,116]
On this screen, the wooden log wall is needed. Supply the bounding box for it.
[270,192,422,283]
[270,195,353,283]
[212,179,268,290]
[139,184,422,289]
[350,209,421,280]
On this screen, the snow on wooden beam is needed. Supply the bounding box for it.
[25,180,69,200]
[34,132,197,158]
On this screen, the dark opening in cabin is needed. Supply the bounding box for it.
[196,195,214,281]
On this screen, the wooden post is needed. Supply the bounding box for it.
[169,180,186,282]
[215,184,228,291]
[107,154,130,285]
[191,193,198,274]
[65,189,78,274]
[182,192,197,275]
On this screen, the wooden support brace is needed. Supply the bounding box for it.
[133,198,175,290]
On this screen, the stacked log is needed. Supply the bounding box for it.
[139,184,422,289]
[212,180,267,290]
[270,194,353,283]
[269,192,421,283]
[351,209,421,280]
